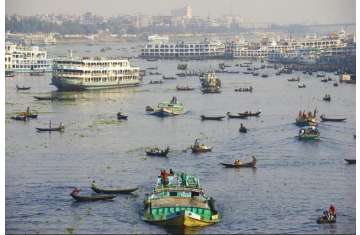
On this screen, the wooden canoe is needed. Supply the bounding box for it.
[320,116,346,122]
[91,185,138,194]
[344,159,356,164]
[227,112,247,119]
[238,111,261,117]
[16,85,31,90]
[70,192,117,202]
[220,161,256,168]
[200,115,225,121]
[36,126,64,132]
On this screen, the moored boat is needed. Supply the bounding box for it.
[143,170,220,227]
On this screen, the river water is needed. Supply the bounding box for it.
[5,43,356,234]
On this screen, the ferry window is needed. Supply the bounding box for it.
[169,192,177,196]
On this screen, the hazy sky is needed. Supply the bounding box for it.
[6,0,356,24]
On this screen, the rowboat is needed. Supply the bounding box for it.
[143,171,220,227]
[238,111,261,117]
[176,86,195,91]
[320,115,346,122]
[91,183,138,194]
[36,123,64,132]
[344,159,356,164]
[239,127,247,133]
[34,96,54,101]
[323,94,331,101]
[200,115,225,121]
[117,112,128,120]
[191,140,212,153]
[226,112,247,119]
[145,147,170,157]
[33,96,76,101]
[163,75,176,80]
[298,83,306,88]
[70,188,117,202]
[16,85,31,90]
[221,156,257,168]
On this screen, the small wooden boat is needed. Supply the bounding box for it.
[239,127,247,133]
[316,214,336,224]
[344,159,355,164]
[200,115,225,121]
[288,77,300,82]
[220,157,257,168]
[323,94,331,102]
[145,147,170,157]
[191,140,212,153]
[36,123,64,132]
[34,96,54,101]
[16,85,31,90]
[226,112,247,119]
[238,111,261,117]
[163,75,176,80]
[320,115,346,122]
[176,86,195,91]
[149,80,163,84]
[298,83,306,88]
[117,112,128,120]
[91,183,138,194]
[149,72,162,76]
[70,188,117,202]
[11,115,27,121]
[298,126,320,141]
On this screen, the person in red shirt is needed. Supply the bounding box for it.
[329,205,336,218]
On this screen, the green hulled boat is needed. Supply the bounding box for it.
[143,171,220,227]
[147,97,186,117]
[299,126,320,140]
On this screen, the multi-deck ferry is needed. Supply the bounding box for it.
[5,42,52,72]
[51,57,140,91]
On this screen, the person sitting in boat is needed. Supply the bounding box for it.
[169,169,174,176]
[194,139,200,148]
[240,123,247,131]
[72,188,81,196]
[329,204,336,218]
[91,180,96,188]
[234,159,242,165]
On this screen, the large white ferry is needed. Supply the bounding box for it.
[140,39,225,59]
[51,57,140,91]
[5,42,52,72]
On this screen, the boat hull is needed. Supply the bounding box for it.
[299,135,320,141]
[144,210,219,227]
[51,77,140,91]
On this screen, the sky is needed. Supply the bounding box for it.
[5,0,356,24]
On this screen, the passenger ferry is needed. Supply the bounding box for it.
[51,57,140,91]
[5,42,52,72]
[140,39,225,59]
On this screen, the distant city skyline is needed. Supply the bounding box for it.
[6,0,355,25]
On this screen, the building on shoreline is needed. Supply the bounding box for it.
[5,42,53,72]
[51,57,140,91]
